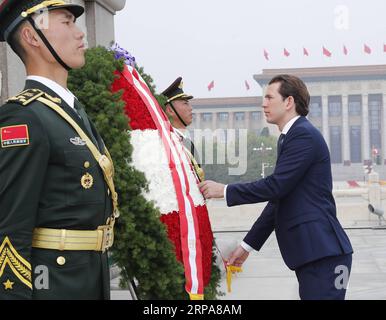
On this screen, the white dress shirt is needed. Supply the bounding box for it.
[26,75,76,109]
[173,127,187,141]
[226,115,301,252]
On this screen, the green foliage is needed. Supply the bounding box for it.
[68,46,221,299]
[260,126,270,137]
[135,65,167,109]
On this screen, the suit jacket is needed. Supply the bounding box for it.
[226,116,353,270]
[0,80,112,299]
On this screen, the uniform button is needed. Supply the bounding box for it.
[56,256,66,266]
[84,161,90,168]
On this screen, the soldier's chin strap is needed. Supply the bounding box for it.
[168,100,187,127]
[27,17,71,71]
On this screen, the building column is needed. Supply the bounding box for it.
[322,95,329,147]
[85,0,126,48]
[195,112,201,129]
[245,111,250,131]
[228,112,234,129]
[342,94,350,165]
[362,94,370,163]
[383,94,386,164]
[211,112,217,130]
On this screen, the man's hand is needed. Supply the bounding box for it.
[199,180,225,199]
[226,245,249,267]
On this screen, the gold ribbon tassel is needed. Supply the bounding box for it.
[226,265,242,293]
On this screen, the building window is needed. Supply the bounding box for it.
[328,96,342,117]
[329,126,342,163]
[218,112,229,121]
[235,112,245,121]
[202,113,212,122]
[348,95,361,116]
[251,111,262,120]
[350,126,362,163]
[309,96,322,118]
[369,94,382,150]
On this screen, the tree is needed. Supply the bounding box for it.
[260,127,270,137]
[68,46,220,299]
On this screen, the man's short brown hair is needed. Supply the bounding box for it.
[269,74,310,116]
[8,23,27,63]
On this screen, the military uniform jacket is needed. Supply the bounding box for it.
[173,128,204,183]
[0,80,113,299]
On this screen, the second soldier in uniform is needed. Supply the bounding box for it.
[162,77,204,180]
[0,0,118,299]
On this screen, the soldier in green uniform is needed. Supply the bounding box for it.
[0,0,119,299]
[162,77,204,180]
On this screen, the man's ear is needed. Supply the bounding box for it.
[286,96,295,110]
[20,25,40,48]
[165,104,174,116]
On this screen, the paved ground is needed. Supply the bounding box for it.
[111,227,386,300]
[213,228,386,300]
[111,191,386,300]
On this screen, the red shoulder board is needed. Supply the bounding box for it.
[1,125,30,148]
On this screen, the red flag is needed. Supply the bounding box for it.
[263,49,269,61]
[384,44,386,52]
[364,44,372,54]
[245,80,250,91]
[303,47,309,56]
[207,80,214,91]
[322,46,332,57]
[1,124,30,147]
[283,48,290,57]
[343,45,348,55]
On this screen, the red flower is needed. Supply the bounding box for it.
[111,66,215,289]
[160,205,213,286]
[111,70,157,130]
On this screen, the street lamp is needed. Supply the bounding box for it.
[253,142,273,152]
[261,162,272,178]
[253,142,273,178]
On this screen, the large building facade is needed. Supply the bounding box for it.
[190,96,279,140]
[255,65,386,166]
[0,0,126,104]
[191,65,386,169]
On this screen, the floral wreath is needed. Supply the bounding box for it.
[110,44,214,300]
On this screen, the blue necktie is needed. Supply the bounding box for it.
[277,133,285,156]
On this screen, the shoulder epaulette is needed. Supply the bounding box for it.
[7,89,61,106]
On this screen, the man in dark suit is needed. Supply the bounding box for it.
[0,0,118,299]
[200,74,353,300]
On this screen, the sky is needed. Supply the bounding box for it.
[115,0,386,99]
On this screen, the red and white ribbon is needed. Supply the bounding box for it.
[121,66,204,298]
